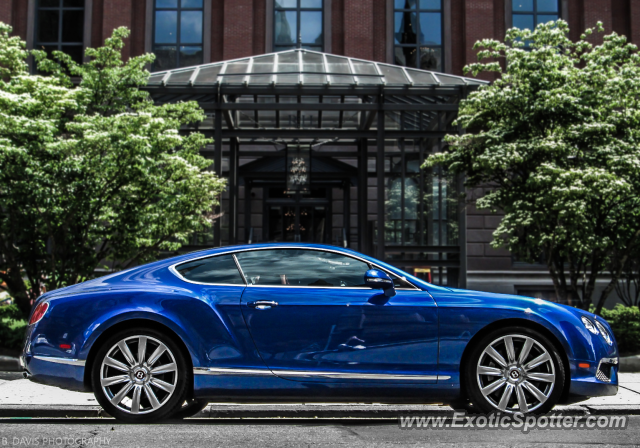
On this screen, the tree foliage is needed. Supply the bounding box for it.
[596,305,640,355]
[425,20,640,313]
[0,24,226,317]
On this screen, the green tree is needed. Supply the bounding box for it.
[425,20,640,314]
[0,24,226,317]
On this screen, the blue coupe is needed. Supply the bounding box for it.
[21,244,618,422]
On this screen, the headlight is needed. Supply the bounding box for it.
[581,316,599,335]
[594,319,613,346]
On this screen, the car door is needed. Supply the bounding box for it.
[172,253,264,371]
[236,248,439,382]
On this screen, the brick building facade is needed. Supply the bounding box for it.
[3,1,636,74]
[1,0,636,301]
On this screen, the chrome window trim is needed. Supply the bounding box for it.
[232,253,248,284]
[33,355,86,367]
[194,366,447,381]
[245,285,373,290]
[169,246,421,290]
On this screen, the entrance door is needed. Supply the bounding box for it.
[237,248,439,383]
[266,188,329,243]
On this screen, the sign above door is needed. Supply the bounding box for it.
[286,144,311,194]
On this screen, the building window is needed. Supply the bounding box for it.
[153,0,204,71]
[512,0,559,30]
[393,0,442,72]
[35,0,85,65]
[274,0,323,52]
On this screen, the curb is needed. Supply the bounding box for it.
[0,357,20,372]
[2,404,637,419]
[206,405,453,419]
[584,405,640,415]
[0,405,450,419]
[0,405,109,419]
[619,355,640,373]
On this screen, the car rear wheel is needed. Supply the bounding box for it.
[464,327,565,414]
[91,328,189,423]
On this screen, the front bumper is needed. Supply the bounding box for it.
[568,356,619,398]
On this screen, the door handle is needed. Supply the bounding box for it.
[247,300,278,310]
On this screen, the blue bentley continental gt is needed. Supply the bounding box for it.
[21,244,618,422]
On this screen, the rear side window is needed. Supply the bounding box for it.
[175,254,245,285]
[235,249,369,287]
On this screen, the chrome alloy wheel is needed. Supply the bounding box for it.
[100,335,178,415]
[476,334,556,413]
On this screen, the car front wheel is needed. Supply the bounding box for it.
[91,328,189,423]
[464,327,565,414]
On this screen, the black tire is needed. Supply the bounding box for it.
[447,398,482,414]
[91,328,190,423]
[171,398,209,419]
[463,326,565,415]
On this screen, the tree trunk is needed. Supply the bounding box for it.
[548,253,568,304]
[596,230,640,314]
[582,259,599,311]
[1,268,32,319]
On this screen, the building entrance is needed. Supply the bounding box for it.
[265,188,329,243]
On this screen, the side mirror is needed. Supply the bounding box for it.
[364,269,396,297]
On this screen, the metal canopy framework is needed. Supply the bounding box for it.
[143,49,487,287]
[145,49,486,139]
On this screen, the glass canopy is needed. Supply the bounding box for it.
[146,49,487,88]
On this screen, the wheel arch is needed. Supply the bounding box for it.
[458,318,571,403]
[83,318,194,396]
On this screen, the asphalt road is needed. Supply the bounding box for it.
[1,417,639,447]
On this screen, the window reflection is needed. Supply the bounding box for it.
[384,140,458,247]
[512,0,559,30]
[236,250,369,287]
[176,254,245,285]
[274,0,323,52]
[153,0,204,71]
[393,0,442,72]
[35,0,85,66]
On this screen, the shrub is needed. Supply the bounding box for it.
[0,305,27,353]
[597,305,640,355]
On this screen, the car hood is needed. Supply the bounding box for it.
[442,287,609,327]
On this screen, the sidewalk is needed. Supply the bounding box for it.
[1,373,639,419]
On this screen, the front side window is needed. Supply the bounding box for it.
[236,249,369,287]
[393,0,442,72]
[35,0,85,65]
[176,254,245,285]
[512,0,559,30]
[274,0,323,52]
[153,0,204,71]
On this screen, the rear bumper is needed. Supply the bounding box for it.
[22,354,89,392]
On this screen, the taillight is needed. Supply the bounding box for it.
[29,302,49,325]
